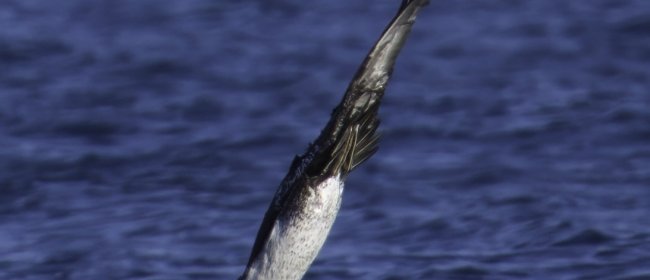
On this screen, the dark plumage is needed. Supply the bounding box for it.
[240,1,428,279]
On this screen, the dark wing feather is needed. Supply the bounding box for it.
[240,0,428,277]
[305,0,429,178]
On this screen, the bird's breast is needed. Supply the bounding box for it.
[246,175,344,280]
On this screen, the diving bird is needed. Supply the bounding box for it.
[239,1,428,279]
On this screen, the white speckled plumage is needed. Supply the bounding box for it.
[244,176,343,280]
[240,1,428,279]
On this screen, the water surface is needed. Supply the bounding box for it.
[1,0,650,279]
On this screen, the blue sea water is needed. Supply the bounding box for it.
[1,0,649,279]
